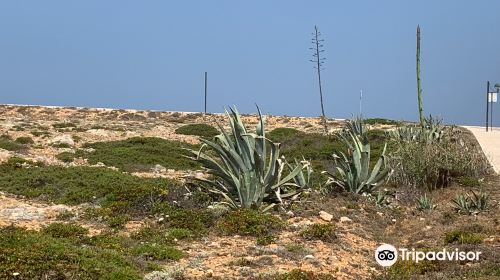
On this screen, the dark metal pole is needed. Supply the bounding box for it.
[486,81,489,131]
[204,72,207,114]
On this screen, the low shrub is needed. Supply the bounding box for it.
[75,137,199,172]
[56,151,75,163]
[444,230,483,245]
[0,164,174,219]
[0,135,24,151]
[388,129,489,190]
[15,136,34,145]
[175,123,219,138]
[300,223,336,242]
[216,209,284,242]
[42,223,88,238]
[131,243,183,261]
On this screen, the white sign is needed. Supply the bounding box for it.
[489,92,497,103]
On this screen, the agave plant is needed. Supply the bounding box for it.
[389,115,444,144]
[417,194,436,211]
[452,191,490,215]
[189,106,309,212]
[324,131,391,194]
[344,116,366,137]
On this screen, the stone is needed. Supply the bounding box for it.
[50,134,74,147]
[303,254,315,260]
[153,164,167,173]
[340,216,352,223]
[319,211,333,222]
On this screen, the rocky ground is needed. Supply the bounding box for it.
[0,104,498,280]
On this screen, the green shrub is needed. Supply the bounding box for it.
[0,135,24,151]
[0,226,142,279]
[216,209,284,240]
[131,243,183,261]
[379,260,439,280]
[0,164,172,219]
[56,151,75,163]
[52,122,77,129]
[51,142,71,148]
[268,269,336,280]
[15,136,34,145]
[389,130,489,190]
[300,223,336,242]
[42,223,88,238]
[76,137,199,172]
[364,118,400,126]
[107,214,130,228]
[175,123,219,138]
[444,230,483,244]
[164,207,214,234]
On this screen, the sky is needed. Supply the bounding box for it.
[0,1,499,125]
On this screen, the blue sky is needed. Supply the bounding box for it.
[0,1,499,125]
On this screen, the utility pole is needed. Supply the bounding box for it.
[204,72,207,114]
[486,81,490,132]
[310,25,328,133]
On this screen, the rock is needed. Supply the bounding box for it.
[303,255,315,260]
[0,149,12,163]
[377,212,383,217]
[286,211,295,217]
[419,217,425,221]
[340,216,352,223]
[319,211,333,222]
[50,134,74,147]
[86,129,110,137]
[152,164,167,173]
[391,219,397,223]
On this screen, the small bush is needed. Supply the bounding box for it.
[51,142,71,148]
[216,209,284,239]
[417,194,436,211]
[444,230,483,244]
[75,137,199,172]
[364,118,400,126]
[42,223,88,238]
[268,269,336,280]
[0,164,173,220]
[161,207,213,234]
[175,123,219,138]
[132,243,183,261]
[0,135,24,151]
[389,130,489,190]
[15,136,34,145]
[300,223,336,242]
[52,122,77,129]
[56,151,76,163]
[380,260,439,280]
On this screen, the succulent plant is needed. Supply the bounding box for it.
[189,106,309,212]
[417,194,436,211]
[452,191,489,215]
[324,130,391,194]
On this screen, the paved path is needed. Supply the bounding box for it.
[463,126,500,174]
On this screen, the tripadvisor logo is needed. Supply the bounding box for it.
[375,244,482,267]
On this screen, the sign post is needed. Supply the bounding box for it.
[486,81,490,132]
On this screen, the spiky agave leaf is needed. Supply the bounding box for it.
[325,130,391,194]
[187,105,309,211]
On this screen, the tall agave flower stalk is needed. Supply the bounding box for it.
[189,106,309,212]
[416,25,425,127]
